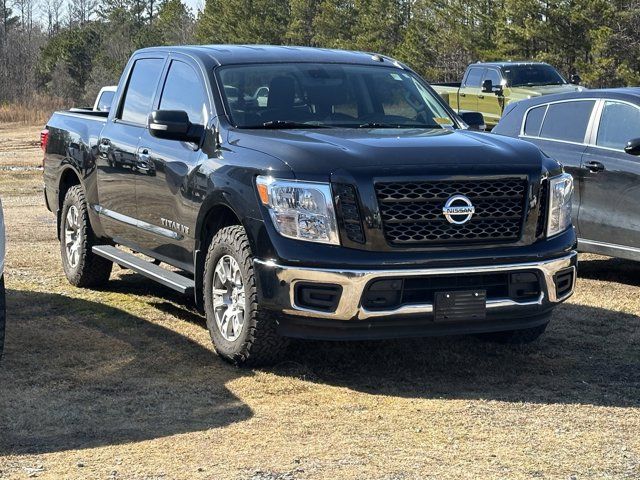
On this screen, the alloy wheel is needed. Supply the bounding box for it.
[64,205,81,268]
[212,254,246,342]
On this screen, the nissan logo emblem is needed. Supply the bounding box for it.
[442,195,475,224]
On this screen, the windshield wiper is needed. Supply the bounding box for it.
[255,120,330,129]
[357,122,442,129]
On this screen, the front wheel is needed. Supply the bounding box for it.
[204,225,289,366]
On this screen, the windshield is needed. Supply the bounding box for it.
[503,64,567,87]
[217,63,457,129]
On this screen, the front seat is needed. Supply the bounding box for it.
[264,76,304,121]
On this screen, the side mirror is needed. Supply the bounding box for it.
[481,79,493,93]
[624,138,640,156]
[461,112,486,132]
[148,110,202,143]
[570,74,581,85]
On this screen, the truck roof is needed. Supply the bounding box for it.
[136,45,403,68]
[473,61,551,68]
[506,87,640,109]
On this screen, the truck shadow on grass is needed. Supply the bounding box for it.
[578,255,640,287]
[107,270,638,410]
[281,299,640,409]
[0,289,252,455]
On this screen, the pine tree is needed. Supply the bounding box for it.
[351,0,404,54]
[311,0,355,49]
[286,0,317,46]
[196,0,289,44]
[156,0,194,44]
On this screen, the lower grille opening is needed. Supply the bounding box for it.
[362,272,541,311]
[555,268,574,299]
[295,283,342,313]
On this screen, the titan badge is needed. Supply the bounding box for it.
[161,218,190,235]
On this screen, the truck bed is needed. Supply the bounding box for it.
[432,82,461,88]
[68,108,110,118]
[43,109,108,216]
[431,84,461,112]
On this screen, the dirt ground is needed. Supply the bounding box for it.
[0,123,638,480]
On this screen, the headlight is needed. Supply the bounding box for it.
[256,176,339,245]
[546,173,573,237]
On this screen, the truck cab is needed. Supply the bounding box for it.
[43,46,577,366]
[434,62,584,128]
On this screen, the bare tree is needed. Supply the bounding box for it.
[42,0,64,35]
[68,0,97,25]
[13,0,36,38]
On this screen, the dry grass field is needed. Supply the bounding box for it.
[0,123,638,480]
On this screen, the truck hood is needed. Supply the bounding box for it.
[512,84,584,97]
[228,127,554,181]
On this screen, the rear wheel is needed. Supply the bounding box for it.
[477,317,549,344]
[204,225,289,366]
[60,185,112,288]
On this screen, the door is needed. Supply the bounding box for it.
[458,67,483,115]
[519,99,597,232]
[96,56,166,243]
[136,58,210,270]
[578,100,640,247]
[478,68,503,126]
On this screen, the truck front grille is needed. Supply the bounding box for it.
[375,178,527,246]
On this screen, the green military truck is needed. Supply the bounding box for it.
[433,61,584,128]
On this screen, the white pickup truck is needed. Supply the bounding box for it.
[93,86,117,112]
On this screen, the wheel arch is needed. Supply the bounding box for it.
[194,200,245,310]
[56,166,83,239]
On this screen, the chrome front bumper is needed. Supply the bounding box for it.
[255,251,577,321]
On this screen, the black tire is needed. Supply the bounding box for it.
[0,275,5,359]
[477,319,549,345]
[60,185,112,288]
[204,225,289,366]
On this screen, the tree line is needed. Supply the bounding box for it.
[1,0,640,109]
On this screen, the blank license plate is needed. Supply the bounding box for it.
[434,290,486,322]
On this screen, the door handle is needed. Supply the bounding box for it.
[460,92,466,97]
[98,139,110,155]
[585,160,605,173]
[136,148,151,173]
[478,95,485,99]
[138,148,150,162]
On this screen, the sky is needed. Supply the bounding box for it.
[184,0,204,16]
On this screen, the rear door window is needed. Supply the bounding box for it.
[119,58,165,125]
[596,101,640,150]
[463,68,485,88]
[523,105,547,137]
[159,60,208,125]
[539,100,595,143]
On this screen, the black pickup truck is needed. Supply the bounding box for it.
[43,45,577,365]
